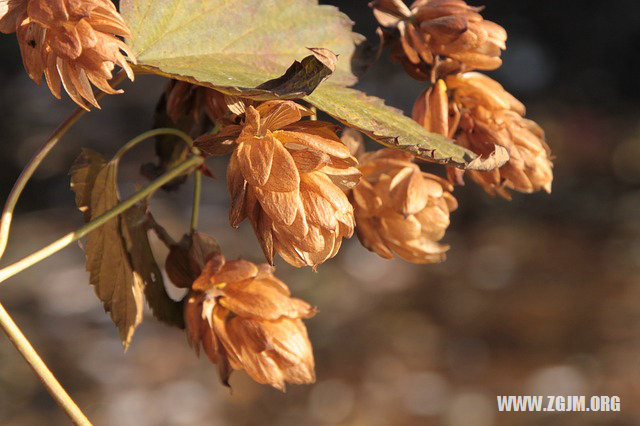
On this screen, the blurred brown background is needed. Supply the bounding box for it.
[1,1,640,425]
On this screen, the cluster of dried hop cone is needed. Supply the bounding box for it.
[168,0,552,388]
[1,0,554,391]
[371,0,553,199]
[0,0,135,109]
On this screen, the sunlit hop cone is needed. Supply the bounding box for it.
[183,254,316,390]
[370,0,506,79]
[352,149,457,264]
[0,0,136,109]
[224,101,361,268]
[413,73,553,198]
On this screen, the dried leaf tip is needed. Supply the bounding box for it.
[6,0,136,109]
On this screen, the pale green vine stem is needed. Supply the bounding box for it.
[0,71,126,263]
[190,170,202,233]
[112,127,193,161]
[0,302,92,425]
[111,127,200,232]
[0,155,204,284]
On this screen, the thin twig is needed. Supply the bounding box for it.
[0,302,92,425]
[0,72,127,262]
[0,155,204,285]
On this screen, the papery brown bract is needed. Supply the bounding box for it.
[412,79,452,137]
[224,101,361,268]
[341,127,366,159]
[413,73,553,198]
[352,149,457,263]
[371,0,506,78]
[0,0,26,33]
[182,255,316,390]
[13,0,135,109]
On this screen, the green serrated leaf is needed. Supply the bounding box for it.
[306,85,475,166]
[120,0,486,167]
[121,0,360,92]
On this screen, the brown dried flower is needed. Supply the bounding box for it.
[6,0,135,109]
[352,149,457,263]
[371,0,506,79]
[224,100,361,268]
[183,254,316,390]
[412,73,553,198]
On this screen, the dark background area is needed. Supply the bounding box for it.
[1,1,640,425]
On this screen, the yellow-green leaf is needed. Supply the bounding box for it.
[120,0,487,167]
[122,0,360,93]
[307,85,476,166]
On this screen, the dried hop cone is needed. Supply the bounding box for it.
[224,101,361,268]
[184,254,316,390]
[413,73,553,198]
[1,0,136,109]
[352,149,457,264]
[371,0,506,78]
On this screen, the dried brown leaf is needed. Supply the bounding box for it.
[69,149,107,221]
[72,156,144,350]
[70,149,187,347]
[254,49,338,98]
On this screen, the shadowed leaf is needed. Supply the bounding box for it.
[255,48,337,97]
[122,204,184,329]
[140,91,193,191]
